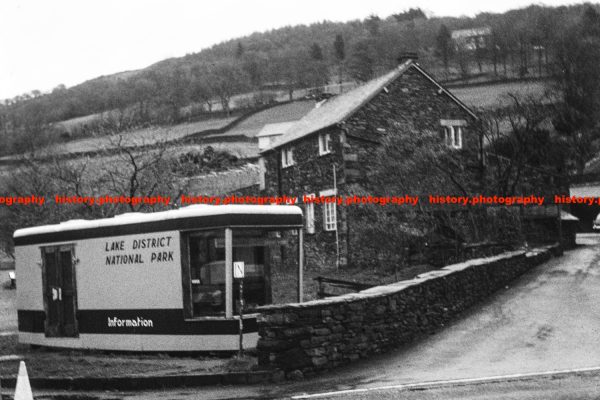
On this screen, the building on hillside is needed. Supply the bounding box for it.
[258,59,478,269]
[451,27,492,51]
[256,122,295,151]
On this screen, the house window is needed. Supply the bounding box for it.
[318,133,332,155]
[320,189,337,231]
[305,194,315,234]
[281,146,295,168]
[444,126,462,149]
[441,120,466,150]
[323,202,336,231]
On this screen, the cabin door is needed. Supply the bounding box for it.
[42,245,78,337]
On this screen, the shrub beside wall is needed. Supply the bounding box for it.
[256,245,559,377]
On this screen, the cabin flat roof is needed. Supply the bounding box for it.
[13,205,303,245]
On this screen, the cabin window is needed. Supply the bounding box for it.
[305,194,315,234]
[184,229,289,318]
[318,133,332,155]
[281,146,295,168]
[231,230,271,314]
[182,226,303,319]
[441,119,466,150]
[187,230,226,317]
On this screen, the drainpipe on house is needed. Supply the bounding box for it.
[333,164,340,270]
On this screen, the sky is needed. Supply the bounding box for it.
[0,0,587,100]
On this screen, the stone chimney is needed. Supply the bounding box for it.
[397,52,418,64]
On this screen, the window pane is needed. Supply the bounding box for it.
[232,231,267,314]
[306,202,315,234]
[265,230,300,305]
[232,229,299,312]
[324,202,336,231]
[189,231,225,317]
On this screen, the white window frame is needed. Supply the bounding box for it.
[281,146,295,168]
[444,126,463,149]
[258,157,266,190]
[320,189,337,232]
[318,133,332,155]
[441,119,466,150]
[304,193,315,234]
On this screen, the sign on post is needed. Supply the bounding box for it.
[233,261,245,279]
[233,261,245,357]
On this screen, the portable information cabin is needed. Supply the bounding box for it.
[14,205,304,351]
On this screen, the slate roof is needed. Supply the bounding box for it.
[263,60,476,152]
[256,122,296,138]
[204,100,315,139]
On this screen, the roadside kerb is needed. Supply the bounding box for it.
[291,365,600,399]
[0,369,284,390]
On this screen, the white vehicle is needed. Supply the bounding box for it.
[594,213,600,231]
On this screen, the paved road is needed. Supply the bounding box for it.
[290,370,600,400]
[21,234,600,399]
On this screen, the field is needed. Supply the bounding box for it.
[0,117,236,162]
[0,79,550,167]
[451,80,549,109]
[185,163,261,195]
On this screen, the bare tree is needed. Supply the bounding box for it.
[0,135,190,256]
[481,93,567,196]
[98,135,188,212]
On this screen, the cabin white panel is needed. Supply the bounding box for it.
[75,231,182,310]
[16,231,183,311]
[19,332,258,351]
[15,245,44,310]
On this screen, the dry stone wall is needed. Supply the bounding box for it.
[256,245,559,378]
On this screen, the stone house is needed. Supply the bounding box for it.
[258,59,478,269]
[451,27,492,52]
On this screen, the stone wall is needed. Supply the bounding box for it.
[256,245,558,378]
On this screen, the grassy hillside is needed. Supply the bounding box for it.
[1,3,594,156]
[0,79,549,166]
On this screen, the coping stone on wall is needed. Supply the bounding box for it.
[258,249,530,312]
